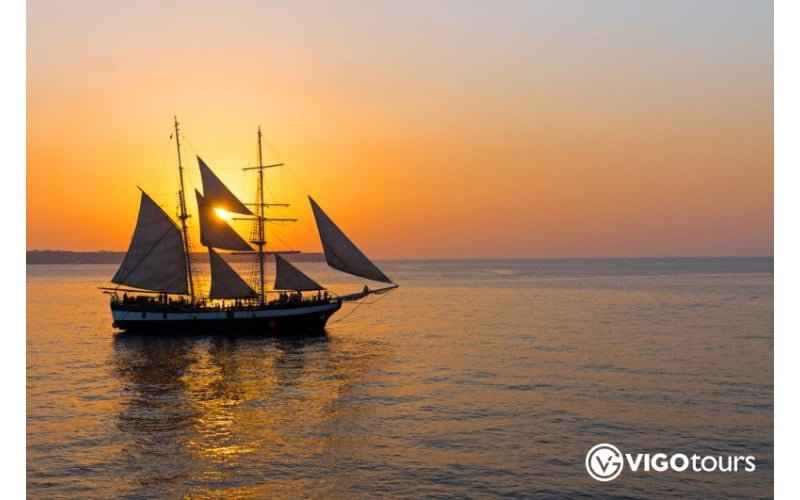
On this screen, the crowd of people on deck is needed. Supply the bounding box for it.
[117,289,333,310]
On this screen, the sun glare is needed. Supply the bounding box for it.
[214,208,231,220]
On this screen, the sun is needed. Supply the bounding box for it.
[214,208,231,220]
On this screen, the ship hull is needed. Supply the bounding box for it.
[110,300,342,335]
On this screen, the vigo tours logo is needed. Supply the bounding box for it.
[585,444,624,481]
[585,443,755,482]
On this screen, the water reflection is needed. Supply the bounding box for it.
[112,332,376,497]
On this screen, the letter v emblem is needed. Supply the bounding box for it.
[596,455,615,473]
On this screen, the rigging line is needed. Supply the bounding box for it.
[266,224,295,251]
[178,133,205,190]
[278,163,319,243]
[257,129,285,165]
[154,132,175,199]
[259,161,289,207]
[181,133,202,161]
[327,287,397,325]
[248,130,312,236]
[251,128,289,205]
[282,162,312,200]
[327,299,366,325]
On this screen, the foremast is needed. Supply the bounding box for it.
[174,116,196,301]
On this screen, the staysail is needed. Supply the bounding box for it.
[197,157,253,215]
[273,254,324,291]
[308,197,393,284]
[112,191,189,294]
[196,190,253,251]
[207,248,257,299]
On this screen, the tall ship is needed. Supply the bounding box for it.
[104,118,397,334]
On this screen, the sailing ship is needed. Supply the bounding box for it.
[104,117,397,334]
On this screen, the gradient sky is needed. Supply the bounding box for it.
[26,0,773,258]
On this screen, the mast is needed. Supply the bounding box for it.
[243,127,290,303]
[174,116,195,300]
[256,126,266,303]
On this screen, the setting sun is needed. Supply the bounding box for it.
[214,208,231,221]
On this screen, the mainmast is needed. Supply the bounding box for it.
[243,127,289,304]
[256,126,267,302]
[174,116,196,300]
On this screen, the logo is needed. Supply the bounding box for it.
[585,443,623,482]
[585,443,757,481]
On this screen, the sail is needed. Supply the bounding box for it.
[308,196,393,284]
[208,248,257,299]
[197,156,253,215]
[111,191,189,294]
[196,190,254,251]
[274,254,324,291]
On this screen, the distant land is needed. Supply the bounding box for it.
[26,250,326,265]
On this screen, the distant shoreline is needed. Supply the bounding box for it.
[26,251,773,265]
[26,250,326,265]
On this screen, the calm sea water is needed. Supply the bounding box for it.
[27,258,773,498]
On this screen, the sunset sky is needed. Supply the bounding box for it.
[26,0,773,259]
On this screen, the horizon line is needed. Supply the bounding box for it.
[25,249,775,261]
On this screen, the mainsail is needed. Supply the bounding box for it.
[274,254,323,291]
[111,191,189,294]
[197,157,253,215]
[196,190,253,251]
[309,196,393,284]
[208,248,257,299]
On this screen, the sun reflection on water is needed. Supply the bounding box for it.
[111,333,383,497]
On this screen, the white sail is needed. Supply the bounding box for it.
[112,191,189,294]
[196,190,253,251]
[308,196,393,284]
[273,254,323,291]
[208,248,257,299]
[197,156,253,215]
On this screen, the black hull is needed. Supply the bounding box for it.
[111,300,342,336]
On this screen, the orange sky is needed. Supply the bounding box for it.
[26,0,773,258]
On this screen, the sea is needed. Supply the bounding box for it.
[26,258,773,498]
